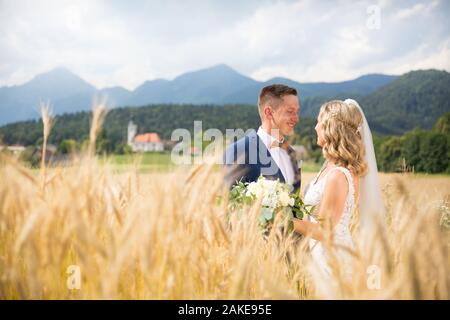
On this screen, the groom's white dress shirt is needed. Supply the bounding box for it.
[257,127,295,186]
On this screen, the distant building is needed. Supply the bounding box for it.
[127,121,164,152]
[0,145,26,155]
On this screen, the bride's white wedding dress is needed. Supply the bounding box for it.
[298,99,385,298]
[304,166,356,279]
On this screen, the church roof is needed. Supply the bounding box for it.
[134,133,162,143]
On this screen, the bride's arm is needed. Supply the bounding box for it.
[293,170,349,241]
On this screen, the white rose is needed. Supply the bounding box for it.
[262,193,278,209]
[246,182,258,196]
[262,179,277,193]
[262,195,271,207]
[279,191,291,207]
[248,182,264,197]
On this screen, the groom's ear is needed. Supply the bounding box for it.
[263,105,273,119]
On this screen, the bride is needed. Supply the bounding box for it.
[292,99,384,281]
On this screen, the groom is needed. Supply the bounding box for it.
[223,84,302,193]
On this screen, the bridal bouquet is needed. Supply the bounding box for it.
[229,176,314,232]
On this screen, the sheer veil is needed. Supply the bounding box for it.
[344,99,385,237]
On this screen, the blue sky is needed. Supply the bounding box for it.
[0,0,449,90]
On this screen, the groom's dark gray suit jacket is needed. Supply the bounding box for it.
[223,129,301,193]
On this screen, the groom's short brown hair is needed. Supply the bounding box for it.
[258,84,297,111]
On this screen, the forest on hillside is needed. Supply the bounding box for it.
[1,104,448,173]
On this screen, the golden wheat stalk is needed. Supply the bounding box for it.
[39,102,53,189]
[88,97,109,157]
[0,109,448,299]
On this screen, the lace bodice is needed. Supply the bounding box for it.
[304,166,356,247]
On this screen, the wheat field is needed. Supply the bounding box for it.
[0,109,449,300]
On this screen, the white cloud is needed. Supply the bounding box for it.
[0,0,449,89]
[388,39,450,74]
[393,0,439,20]
[393,3,425,20]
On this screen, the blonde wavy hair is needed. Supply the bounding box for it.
[318,100,368,176]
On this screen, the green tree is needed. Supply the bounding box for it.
[20,146,40,167]
[96,139,112,154]
[57,139,78,154]
[96,129,113,154]
[378,137,403,172]
[373,134,390,165]
[401,129,424,171]
[434,112,450,134]
[115,143,132,155]
[418,132,448,173]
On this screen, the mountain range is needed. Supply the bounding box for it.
[0,64,397,125]
[1,64,449,135]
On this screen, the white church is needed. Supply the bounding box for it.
[127,121,164,152]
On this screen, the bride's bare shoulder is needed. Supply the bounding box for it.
[325,169,349,190]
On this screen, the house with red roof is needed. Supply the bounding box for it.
[127,121,164,152]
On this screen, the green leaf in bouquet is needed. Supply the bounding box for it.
[305,205,316,216]
[259,214,267,225]
[291,205,303,219]
[261,207,273,221]
[229,179,256,211]
[296,212,304,220]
